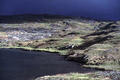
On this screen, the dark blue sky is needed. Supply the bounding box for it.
[0,0,120,20]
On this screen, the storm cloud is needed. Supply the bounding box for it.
[0,0,120,20]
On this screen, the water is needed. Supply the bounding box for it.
[0,48,96,80]
[0,0,120,20]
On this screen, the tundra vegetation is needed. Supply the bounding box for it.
[0,15,120,80]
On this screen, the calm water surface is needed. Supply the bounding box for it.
[0,48,96,80]
[0,0,120,20]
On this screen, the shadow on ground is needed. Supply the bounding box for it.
[0,48,100,80]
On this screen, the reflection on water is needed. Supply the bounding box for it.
[0,0,120,20]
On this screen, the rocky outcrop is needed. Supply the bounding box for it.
[65,22,120,66]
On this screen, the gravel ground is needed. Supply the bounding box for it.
[96,71,120,80]
[0,26,55,42]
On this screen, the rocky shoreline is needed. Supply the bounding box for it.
[0,15,120,80]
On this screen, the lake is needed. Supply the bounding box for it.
[0,48,96,80]
[0,0,120,20]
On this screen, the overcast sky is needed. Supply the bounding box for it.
[0,0,120,20]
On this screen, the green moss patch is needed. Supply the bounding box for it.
[35,73,107,80]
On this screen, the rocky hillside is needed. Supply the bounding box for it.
[0,15,120,80]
